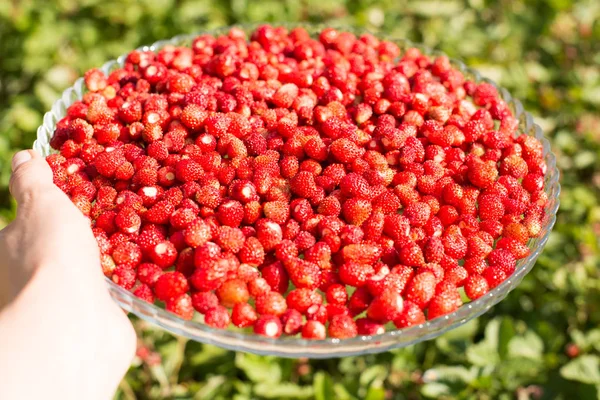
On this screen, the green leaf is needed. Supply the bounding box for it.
[314,372,335,400]
[421,382,451,398]
[364,386,386,400]
[253,382,314,399]
[234,354,281,384]
[405,0,463,17]
[423,365,477,385]
[359,365,388,387]
[560,355,600,385]
[466,341,500,367]
[333,383,357,400]
[507,331,544,360]
[498,318,515,360]
[193,376,227,400]
[466,318,502,366]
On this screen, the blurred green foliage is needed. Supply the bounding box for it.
[1,0,600,399]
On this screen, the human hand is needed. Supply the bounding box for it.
[0,150,136,400]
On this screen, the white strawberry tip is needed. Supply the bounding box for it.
[142,186,158,197]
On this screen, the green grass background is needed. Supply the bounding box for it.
[1,0,599,398]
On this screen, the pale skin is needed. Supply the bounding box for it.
[0,150,136,399]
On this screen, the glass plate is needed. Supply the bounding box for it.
[34,24,560,358]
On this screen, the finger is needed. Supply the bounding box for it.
[9,150,56,206]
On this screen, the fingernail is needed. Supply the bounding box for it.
[12,150,32,171]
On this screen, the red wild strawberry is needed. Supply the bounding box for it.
[166,294,194,320]
[148,241,178,269]
[478,194,505,221]
[115,207,142,234]
[184,218,212,248]
[442,233,467,260]
[330,138,364,163]
[404,201,431,227]
[342,198,372,226]
[175,159,203,182]
[112,242,142,266]
[286,258,321,289]
[144,200,174,224]
[464,274,489,300]
[496,237,530,259]
[398,241,425,267]
[231,302,258,328]
[111,265,136,290]
[482,265,508,289]
[204,306,231,329]
[280,309,303,335]
[216,199,244,227]
[154,272,189,301]
[255,218,283,251]
[367,289,404,322]
[191,291,219,314]
[467,158,498,188]
[393,301,426,328]
[255,291,287,317]
[341,243,382,264]
[215,226,245,253]
[254,314,283,338]
[263,201,290,225]
[404,272,436,309]
[216,279,250,308]
[339,173,370,199]
[133,284,155,303]
[261,261,290,294]
[487,249,516,275]
[290,171,318,199]
[427,288,462,320]
[302,320,327,340]
[328,314,358,339]
[339,261,374,287]
[238,236,265,266]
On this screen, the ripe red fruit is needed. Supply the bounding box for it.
[111,265,136,290]
[216,279,250,308]
[137,263,162,287]
[166,294,194,320]
[255,218,283,251]
[191,291,219,314]
[302,320,327,340]
[356,318,385,336]
[286,288,322,314]
[231,302,258,328]
[204,306,231,329]
[254,314,283,338]
[184,218,212,248]
[328,314,358,339]
[464,274,490,300]
[255,291,287,317]
[133,284,155,303]
[367,289,404,322]
[427,289,462,320]
[154,272,189,301]
[394,301,426,328]
[149,241,178,269]
[342,198,372,226]
[112,242,142,266]
[404,272,436,309]
[216,199,245,227]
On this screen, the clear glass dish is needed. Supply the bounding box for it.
[34,24,561,358]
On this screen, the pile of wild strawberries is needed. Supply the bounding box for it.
[47,25,547,339]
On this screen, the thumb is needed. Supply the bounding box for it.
[9,150,56,206]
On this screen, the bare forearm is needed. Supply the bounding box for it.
[0,264,133,400]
